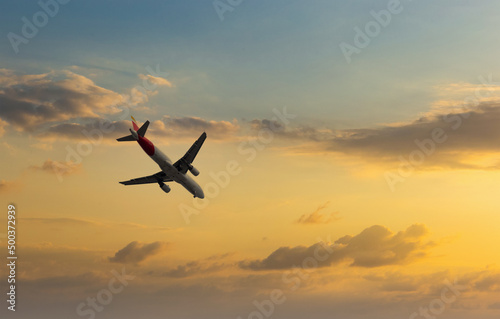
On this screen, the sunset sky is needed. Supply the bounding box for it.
[1,1,500,319]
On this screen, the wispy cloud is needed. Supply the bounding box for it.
[23,217,98,227]
[0,179,19,194]
[138,74,173,88]
[38,116,241,143]
[0,118,8,137]
[158,253,234,278]
[22,217,175,232]
[296,201,341,225]
[108,241,169,264]
[151,116,240,141]
[29,159,82,176]
[37,119,130,142]
[1,141,16,155]
[30,142,53,150]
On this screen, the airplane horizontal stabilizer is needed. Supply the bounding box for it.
[116,135,136,142]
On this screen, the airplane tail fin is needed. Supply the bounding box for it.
[131,116,149,137]
[117,116,149,141]
[131,116,139,131]
[137,120,150,137]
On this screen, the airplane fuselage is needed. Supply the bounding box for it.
[136,134,204,198]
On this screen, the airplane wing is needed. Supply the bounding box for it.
[174,132,207,174]
[119,171,173,185]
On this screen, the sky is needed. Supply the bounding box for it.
[1,1,500,318]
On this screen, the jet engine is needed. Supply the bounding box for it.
[188,164,200,176]
[158,181,171,193]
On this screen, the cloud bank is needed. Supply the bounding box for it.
[0,69,123,132]
[240,224,434,270]
[278,102,500,170]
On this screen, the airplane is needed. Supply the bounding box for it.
[117,117,206,198]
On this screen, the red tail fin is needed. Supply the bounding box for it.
[131,116,139,131]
